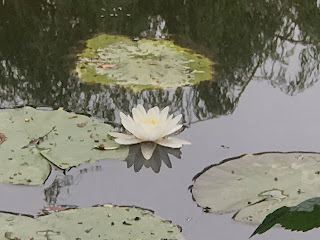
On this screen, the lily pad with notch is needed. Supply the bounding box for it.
[190,152,320,225]
[0,204,185,240]
[33,108,128,169]
[0,110,51,185]
[0,107,128,185]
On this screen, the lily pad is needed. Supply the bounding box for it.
[75,34,214,91]
[0,204,184,240]
[251,197,320,237]
[0,111,51,185]
[191,152,320,225]
[33,109,128,169]
[0,107,128,184]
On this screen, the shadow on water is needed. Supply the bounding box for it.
[43,144,182,206]
[125,144,181,173]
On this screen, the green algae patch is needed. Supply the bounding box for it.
[0,204,185,240]
[75,34,214,91]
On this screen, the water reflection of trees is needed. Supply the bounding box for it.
[44,175,74,206]
[254,2,320,95]
[173,0,320,96]
[44,165,102,206]
[1,0,320,124]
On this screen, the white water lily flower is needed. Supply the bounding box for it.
[109,105,191,160]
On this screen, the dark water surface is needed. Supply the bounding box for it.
[1,1,320,239]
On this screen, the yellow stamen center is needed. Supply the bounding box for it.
[140,118,158,124]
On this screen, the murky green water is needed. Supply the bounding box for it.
[1,0,320,239]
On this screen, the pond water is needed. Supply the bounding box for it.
[1,1,320,239]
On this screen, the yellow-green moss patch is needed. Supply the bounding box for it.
[75,34,214,91]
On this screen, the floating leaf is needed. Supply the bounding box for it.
[41,205,78,214]
[94,144,119,150]
[0,107,128,184]
[97,63,117,69]
[191,152,320,225]
[0,205,185,240]
[35,108,127,169]
[251,197,320,237]
[75,34,214,91]
[76,122,87,128]
[0,111,51,185]
[0,133,6,145]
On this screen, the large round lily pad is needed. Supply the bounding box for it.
[0,107,128,184]
[0,204,184,240]
[191,152,320,225]
[75,34,214,91]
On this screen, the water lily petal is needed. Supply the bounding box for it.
[108,132,132,138]
[132,108,144,122]
[159,106,169,122]
[156,137,191,148]
[120,106,187,146]
[131,122,149,141]
[170,114,182,126]
[120,112,136,135]
[157,124,169,139]
[147,107,158,119]
[136,122,162,142]
[148,124,164,141]
[164,114,182,136]
[140,142,157,160]
[153,106,160,116]
[165,124,183,136]
[136,104,147,117]
[114,136,143,145]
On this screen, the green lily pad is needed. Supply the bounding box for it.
[0,111,51,185]
[0,145,50,185]
[0,107,128,184]
[191,152,320,225]
[0,204,184,240]
[251,197,320,237]
[31,109,128,169]
[75,34,214,91]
